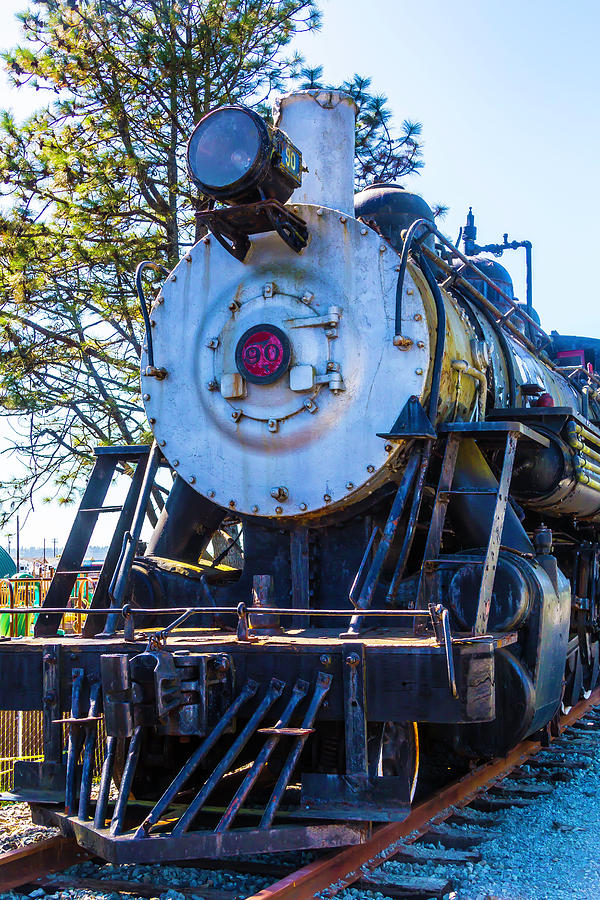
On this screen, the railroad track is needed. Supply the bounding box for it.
[2,687,600,900]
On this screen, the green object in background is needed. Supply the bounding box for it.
[0,547,16,578]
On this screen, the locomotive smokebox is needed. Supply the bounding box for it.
[274,90,357,215]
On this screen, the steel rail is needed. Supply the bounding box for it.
[0,835,90,892]
[245,686,600,900]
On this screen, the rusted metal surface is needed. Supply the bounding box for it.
[245,688,600,900]
[474,429,518,635]
[0,835,90,892]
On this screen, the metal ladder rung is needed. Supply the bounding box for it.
[439,489,498,496]
[257,726,314,737]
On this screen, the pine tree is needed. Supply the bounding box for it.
[0,0,424,519]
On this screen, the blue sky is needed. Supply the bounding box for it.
[0,0,598,546]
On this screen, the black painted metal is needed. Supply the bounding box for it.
[387,444,432,605]
[78,679,101,821]
[110,726,143,836]
[215,678,309,832]
[35,456,118,637]
[65,669,85,816]
[347,455,421,634]
[136,679,259,837]
[94,735,117,829]
[173,678,285,835]
[103,443,162,636]
[42,646,61,765]
[83,459,148,637]
[260,671,332,829]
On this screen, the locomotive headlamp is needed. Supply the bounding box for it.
[187,105,302,205]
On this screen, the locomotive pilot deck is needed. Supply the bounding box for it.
[0,625,514,727]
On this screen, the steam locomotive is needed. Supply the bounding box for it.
[1,89,599,863]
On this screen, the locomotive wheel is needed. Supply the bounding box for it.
[379,721,419,803]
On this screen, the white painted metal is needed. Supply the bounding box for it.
[142,205,431,519]
[273,90,357,215]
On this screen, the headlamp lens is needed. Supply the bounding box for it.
[188,108,262,190]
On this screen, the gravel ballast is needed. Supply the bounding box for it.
[2,738,600,900]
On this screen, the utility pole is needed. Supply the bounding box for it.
[53,538,56,559]
[16,515,20,573]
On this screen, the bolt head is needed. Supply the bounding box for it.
[275,506,283,514]
[345,482,354,490]
[414,313,423,321]
[323,493,332,502]
[173,459,179,467]
[299,502,308,511]
[320,654,332,666]
[367,464,375,473]
[159,439,166,447]
[251,505,259,513]
[189,475,196,484]
[208,490,215,498]
[415,368,423,376]
[385,444,393,452]
[143,393,150,401]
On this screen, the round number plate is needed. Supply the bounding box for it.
[235,323,291,385]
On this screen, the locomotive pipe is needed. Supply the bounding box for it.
[420,242,551,363]
[418,249,446,419]
[451,359,487,420]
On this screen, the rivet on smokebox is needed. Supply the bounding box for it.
[379,245,386,253]
[360,227,368,235]
[323,494,332,503]
[189,476,196,484]
[208,490,215,498]
[415,368,423,375]
[339,215,347,223]
[385,444,393,452]
[173,459,179,467]
[299,503,308,511]
[251,505,259,513]
[367,464,375,473]
[345,482,354,490]
[159,439,166,447]
[275,506,283,514]
[417,341,425,349]
[414,313,423,321]
[143,393,150,401]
